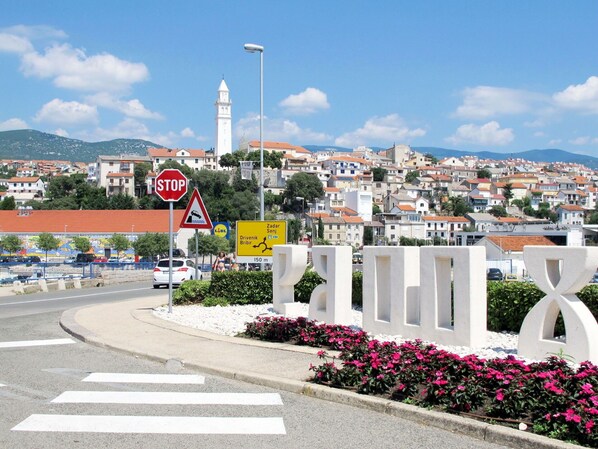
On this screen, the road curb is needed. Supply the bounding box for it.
[59,302,584,449]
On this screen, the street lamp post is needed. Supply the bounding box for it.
[244,43,264,221]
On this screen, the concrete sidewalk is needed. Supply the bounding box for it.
[59,296,580,449]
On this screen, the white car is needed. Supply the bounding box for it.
[153,258,196,288]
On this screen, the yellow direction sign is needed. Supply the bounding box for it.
[236,220,287,263]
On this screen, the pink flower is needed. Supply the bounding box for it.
[586,420,595,434]
[564,409,582,423]
[581,383,594,395]
[496,390,504,401]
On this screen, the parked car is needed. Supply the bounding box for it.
[64,256,76,264]
[486,268,504,281]
[108,256,120,263]
[94,256,108,263]
[74,253,95,265]
[590,272,598,284]
[153,258,196,288]
[504,273,519,282]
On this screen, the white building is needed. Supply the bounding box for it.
[215,79,232,163]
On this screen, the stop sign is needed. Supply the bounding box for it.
[154,169,188,202]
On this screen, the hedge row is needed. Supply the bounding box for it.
[173,271,598,333]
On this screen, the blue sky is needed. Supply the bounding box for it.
[1,1,598,155]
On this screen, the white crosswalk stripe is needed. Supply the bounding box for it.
[13,372,287,435]
[53,391,284,405]
[82,372,205,384]
[0,338,75,349]
[12,415,286,434]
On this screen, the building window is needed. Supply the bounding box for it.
[337,234,340,239]
[390,225,395,230]
[195,159,199,163]
[337,225,340,230]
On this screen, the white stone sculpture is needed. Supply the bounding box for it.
[272,245,308,316]
[308,246,353,325]
[419,246,487,347]
[362,246,421,338]
[518,246,598,364]
[362,246,486,347]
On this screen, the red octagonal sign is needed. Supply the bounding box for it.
[154,169,188,202]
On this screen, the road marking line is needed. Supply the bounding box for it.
[0,338,75,349]
[82,373,205,384]
[0,287,151,307]
[12,415,286,434]
[52,391,283,405]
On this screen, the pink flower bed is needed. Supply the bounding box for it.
[244,316,598,448]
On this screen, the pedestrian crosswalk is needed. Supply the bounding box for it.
[0,338,75,349]
[12,372,287,436]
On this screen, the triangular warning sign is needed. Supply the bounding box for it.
[179,188,213,229]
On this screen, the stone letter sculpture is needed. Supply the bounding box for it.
[308,246,353,325]
[419,246,487,347]
[362,246,421,338]
[272,245,307,316]
[518,246,598,364]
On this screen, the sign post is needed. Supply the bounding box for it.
[179,188,213,281]
[154,169,188,313]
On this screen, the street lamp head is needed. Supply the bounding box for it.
[244,43,264,53]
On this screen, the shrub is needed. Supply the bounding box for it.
[294,270,323,303]
[202,296,230,307]
[173,280,210,305]
[487,281,598,334]
[209,271,272,304]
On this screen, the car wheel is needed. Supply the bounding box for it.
[153,284,160,289]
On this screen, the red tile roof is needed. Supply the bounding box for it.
[486,235,556,252]
[0,210,188,234]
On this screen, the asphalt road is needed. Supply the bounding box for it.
[0,284,510,449]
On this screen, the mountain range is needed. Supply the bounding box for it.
[0,129,161,163]
[1,129,598,169]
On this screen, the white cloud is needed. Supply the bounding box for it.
[548,139,562,146]
[569,136,590,145]
[533,131,545,137]
[279,87,330,115]
[54,128,69,137]
[0,117,28,131]
[34,98,98,126]
[1,25,67,40]
[454,86,545,119]
[334,114,425,147]
[235,114,331,144]
[86,93,162,119]
[77,118,177,146]
[20,43,149,93]
[180,127,195,138]
[0,33,33,53]
[445,121,514,146]
[553,76,598,114]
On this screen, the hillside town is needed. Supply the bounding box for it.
[1,80,598,275]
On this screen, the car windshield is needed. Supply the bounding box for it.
[157,260,185,268]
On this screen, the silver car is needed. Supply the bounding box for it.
[153,258,196,288]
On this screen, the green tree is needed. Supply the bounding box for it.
[488,205,508,217]
[231,169,258,193]
[363,226,373,246]
[511,198,524,209]
[372,204,381,215]
[108,233,131,258]
[0,195,16,210]
[283,172,323,205]
[372,167,387,182]
[287,218,301,243]
[424,153,438,164]
[132,233,169,260]
[587,212,598,225]
[158,160,194,178]
[187,233,228,261]
[80,187,109,209]
[477,168,492,179]
[0,235,22,255]
[404,170,419,183]
[134,162,152,195]
[109,193,137,210]
[73,236,92,253]
[442,196,472,216]
[37,232,61,263]
[317,217,324,239]
[502,182,514,205]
